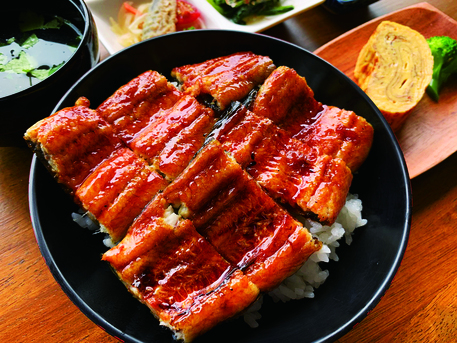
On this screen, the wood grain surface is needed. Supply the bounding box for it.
[1,1,457,342]
[314,2,457,179]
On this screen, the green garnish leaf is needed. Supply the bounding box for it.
[29,68,50,80]
[43,17,64,29]
[260,5,294,15]
[19,11,65,31]
[0,38,15,47]
[1,50,36,74]
[21,34,39,49]
[29,61,65,80]
[48,61,65,75]
[0,53,7,66]
[207,0,228,15]
[19,10,45,32]
[207,0,294,25]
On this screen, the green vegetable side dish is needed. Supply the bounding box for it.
[426,36,457,102]
[0,10,82,98]
[207,0,294,25]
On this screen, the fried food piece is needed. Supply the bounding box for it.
[252,66,373,171]
[171,52,276,110]
[24,103,124,193]
[103,196,259,342]
[354,21,433,131]
[76,148,168,242]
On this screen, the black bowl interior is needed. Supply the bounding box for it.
[0,0,98,146]
[29,30,411,343]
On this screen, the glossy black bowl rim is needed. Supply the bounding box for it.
[28,29,412,343]
[0,0,96,102]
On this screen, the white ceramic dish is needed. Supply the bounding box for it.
[85,0,325,54]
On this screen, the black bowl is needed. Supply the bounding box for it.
[28,30,411,343]
[0,0,98,146]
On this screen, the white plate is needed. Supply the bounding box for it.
[84,0,325,54]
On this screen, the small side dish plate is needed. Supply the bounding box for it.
[28,30,411,343]
[85,0,325,54]
[314,2,457,179]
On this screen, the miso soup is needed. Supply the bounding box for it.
[0,10,82,97]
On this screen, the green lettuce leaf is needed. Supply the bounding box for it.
[29,68,49,80]
[19,11,45,32]
[0,50,35,74]
[0,53,7,65]
[29,61,65,80]
[0,38,15,47]
[21,34,39,49]
[43,17,64,29]
[19,10,64,31]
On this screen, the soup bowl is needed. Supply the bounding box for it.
[0,0,98,146]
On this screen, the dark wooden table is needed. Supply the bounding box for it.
[1,0,457,341]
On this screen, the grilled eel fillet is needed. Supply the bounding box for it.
[25,104,321,341]
[96,70,216,181]
[103,141,321,341]
[171,52,276,110]
[24,51,372,342]
[156,141,322,292]
[24,99,168,243]
[213,103,352,225]
[103,194,260,343]
[171,55,372,223]
[251,66,374,172]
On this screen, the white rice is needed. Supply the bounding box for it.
[71,210,99,231]
[72,209,115,248]
[243,193,367,328]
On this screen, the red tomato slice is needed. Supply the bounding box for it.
[176,0,201,26]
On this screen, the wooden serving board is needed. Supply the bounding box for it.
[314,2,457,179]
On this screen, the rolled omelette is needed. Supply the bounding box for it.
[354,21,433,131]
